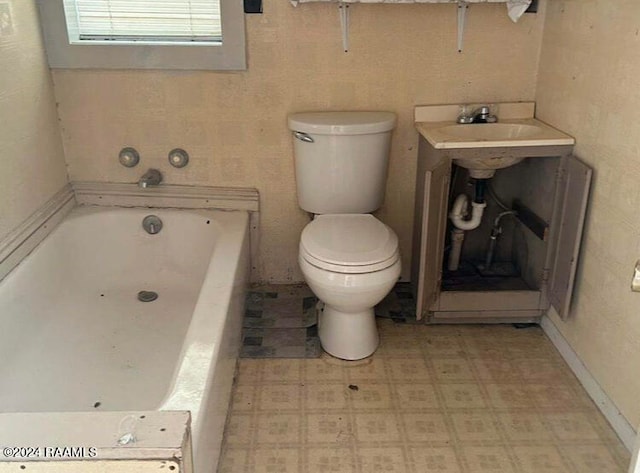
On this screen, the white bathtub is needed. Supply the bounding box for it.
[0,205,250,472]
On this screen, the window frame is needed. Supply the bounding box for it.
[36,0,246,71]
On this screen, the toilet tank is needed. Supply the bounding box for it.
[288,111,397,214]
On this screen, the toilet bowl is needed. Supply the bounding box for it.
[299,214,401,360]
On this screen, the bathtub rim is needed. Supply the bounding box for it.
[0,181,260,284]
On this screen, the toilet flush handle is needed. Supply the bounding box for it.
[293,131,314,143]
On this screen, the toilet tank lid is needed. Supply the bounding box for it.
[288,111,396,135]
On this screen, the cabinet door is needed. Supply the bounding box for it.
[415,158,450,320]
[549,155,592,320]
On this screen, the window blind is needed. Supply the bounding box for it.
[63,0,222,43]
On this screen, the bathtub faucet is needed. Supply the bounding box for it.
[138,169,163,188]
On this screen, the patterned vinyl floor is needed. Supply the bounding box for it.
[219,316,630,472]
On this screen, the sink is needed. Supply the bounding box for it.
[415,115,576,178]
[436,123,543,141]
[416,117,575,150]
[436,122,546,177]
[453,155,525,178]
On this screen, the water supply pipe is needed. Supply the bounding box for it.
[484,210,518,269]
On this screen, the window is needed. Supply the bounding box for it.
[63,1,222,45]
[37,0,246,70]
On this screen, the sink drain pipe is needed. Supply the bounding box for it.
[448,179,488,271]
[448,228,466,271]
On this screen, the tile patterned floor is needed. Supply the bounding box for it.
[240,282,419,359]
[219,319,630,473]
[241,284,321,358]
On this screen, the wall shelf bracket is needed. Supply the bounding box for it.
[457,1,469,52]
[338,2,350,52]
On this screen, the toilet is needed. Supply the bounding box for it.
[288,111,401,360]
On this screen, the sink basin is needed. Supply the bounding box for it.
[454,155,525,178]
[416,116,576,177]
[436,123,543,141]
[416,117,575,150]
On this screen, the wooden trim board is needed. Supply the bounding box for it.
[72,182,259,212]
[0,184,75,281]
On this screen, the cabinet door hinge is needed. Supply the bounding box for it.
[541,268,550,285]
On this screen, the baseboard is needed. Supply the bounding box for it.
[0,184,75,281]
[540,315,636,452]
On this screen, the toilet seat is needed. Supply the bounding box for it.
[300,214,399,274]
[300,247,400,274]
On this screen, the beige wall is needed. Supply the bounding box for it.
[0,0,68,242]
[52,1,544,282]
[536,0,640,428]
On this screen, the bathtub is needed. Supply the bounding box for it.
[0,205,251,472]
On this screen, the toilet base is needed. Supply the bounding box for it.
[317,303,379,360]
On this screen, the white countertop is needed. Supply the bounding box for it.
[414,102,575,150]
[416,118,576,149]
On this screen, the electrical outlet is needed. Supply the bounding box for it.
[0,3,13,36]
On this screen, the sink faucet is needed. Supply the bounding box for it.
[138,168,163,188]
[457,105,498,124]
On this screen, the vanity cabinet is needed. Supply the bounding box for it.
[411,136,592,323]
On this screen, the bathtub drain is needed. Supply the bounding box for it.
[138,291,158,302]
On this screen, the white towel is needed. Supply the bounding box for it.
[289,0,533,23]
[506,0,532,22]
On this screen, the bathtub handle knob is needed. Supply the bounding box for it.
[168,148,189,168]
[119,147,140,168]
